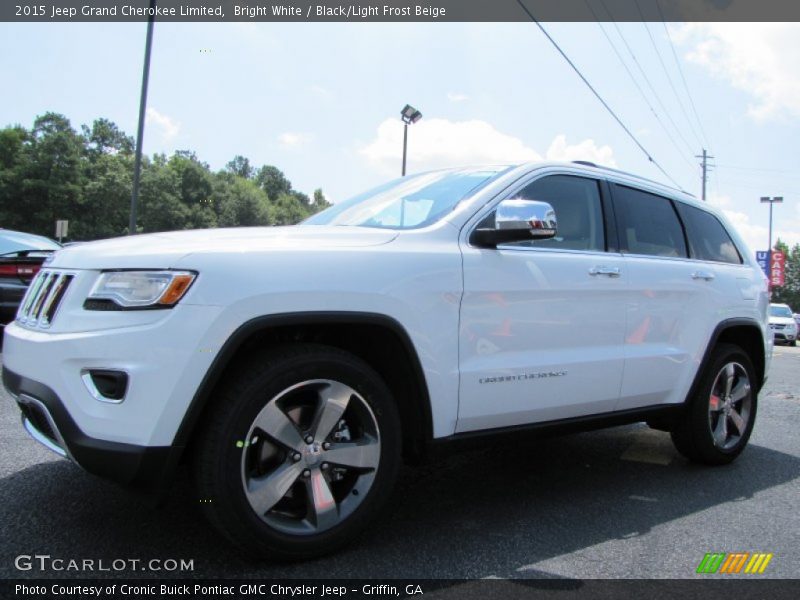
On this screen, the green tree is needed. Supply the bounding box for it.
[138,155,189,233]
[0,113,329,238]
[272,191,310,225]
[82,118,134,156]
[0,125,30,230]
[312,188,331,212]
[74,152,133,239]
[214,174,272,227]
[19,113,86,236]
[225,155,253,179]
[255,165,291,201]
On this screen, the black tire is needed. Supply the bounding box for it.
[192,343,401,560]
[670,343,758,465]
[791,340,797,347]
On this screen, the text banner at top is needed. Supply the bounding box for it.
[5,0,800,22]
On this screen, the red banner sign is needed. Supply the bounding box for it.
[770,250,785,287]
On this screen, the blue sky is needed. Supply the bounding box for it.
[2,21,799,251]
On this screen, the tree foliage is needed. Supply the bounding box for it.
[771,239,800,311]
[0,113,330,241]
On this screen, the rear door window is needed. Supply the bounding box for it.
[612,185,687,258]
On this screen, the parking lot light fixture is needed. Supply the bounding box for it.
[400,104,422,176]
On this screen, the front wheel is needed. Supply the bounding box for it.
[192,344,401,560]
[670,343,758,465]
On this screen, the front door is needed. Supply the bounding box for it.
[457,173,628,433]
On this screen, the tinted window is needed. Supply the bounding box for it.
[675,203,742,264]
[499,175,605,251]
[614,185,687,258]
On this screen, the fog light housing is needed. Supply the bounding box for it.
[81,369,128,403]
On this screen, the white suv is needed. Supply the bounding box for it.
[769,303,797,346]
[2,162,772,559]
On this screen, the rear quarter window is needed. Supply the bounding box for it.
[675,203,742,264]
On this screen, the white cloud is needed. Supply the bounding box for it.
[675,23,800,121]
[545,134,617,167]
[278,132,312,147]
[699,193,800,253]
[359,118,616,175]
[447,92,469,102]
[145,108,180,143]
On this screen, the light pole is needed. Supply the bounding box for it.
[400,104,422,177]
[129,0,157,235]
[761,196,783,255]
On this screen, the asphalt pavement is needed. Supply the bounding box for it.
[1,347,798,580]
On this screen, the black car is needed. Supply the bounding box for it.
[0,229,61,326]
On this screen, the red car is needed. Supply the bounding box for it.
[0,229,61,327]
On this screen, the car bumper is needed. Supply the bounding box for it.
[1,304,222,447]
[3,367,176,491]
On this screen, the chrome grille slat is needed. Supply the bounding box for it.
[16,269,74,328]
[18,272,46,322]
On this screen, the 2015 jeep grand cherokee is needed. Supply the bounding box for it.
[2,162,772,559]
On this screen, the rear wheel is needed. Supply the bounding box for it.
[671,343,757,465]
[193,344,401,560]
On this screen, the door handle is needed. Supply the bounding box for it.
[691,270,715,281]
[589,266,621,277]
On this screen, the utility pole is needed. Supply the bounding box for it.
[695,148,714,201]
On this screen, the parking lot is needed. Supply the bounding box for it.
[1,346,798,580]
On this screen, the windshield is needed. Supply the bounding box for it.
[0,230,61,256]
[770,305,793,318]
[304,167,510,229]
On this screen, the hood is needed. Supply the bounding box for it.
[769,316,797,326]
[48,226,398,270]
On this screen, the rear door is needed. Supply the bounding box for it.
[457,172,629,432]
[609,184,718,409]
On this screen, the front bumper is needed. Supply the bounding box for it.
[3,367,176,491]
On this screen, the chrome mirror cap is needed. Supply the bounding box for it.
[471,199,558,248]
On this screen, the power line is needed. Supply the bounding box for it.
[584,0,694,170]
[599,0,695,156]
[514,0,682,189]
[654,0,712,152]
[634,0,705,151]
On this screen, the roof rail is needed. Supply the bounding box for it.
[570,161,694,197]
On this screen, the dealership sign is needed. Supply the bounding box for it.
[757,250,786,287]
[771,250,786,287]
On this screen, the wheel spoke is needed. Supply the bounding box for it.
[306,469,339,530]
[311,381,352,441]
[713,413,729,446]
[246,462,303,515]
[730,379,750,403]
[729,408,746,436]
[724,363,735,397]
[253,402,305,452]
[325,437,380,470]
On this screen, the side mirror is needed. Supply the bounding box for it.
[470,199,558,248]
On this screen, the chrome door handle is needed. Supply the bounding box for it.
[691,270,715,281]
[589,266,621,277]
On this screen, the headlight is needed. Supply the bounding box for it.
[86,271,196,309]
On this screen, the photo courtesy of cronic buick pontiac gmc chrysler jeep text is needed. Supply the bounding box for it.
[2,162,772,560]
